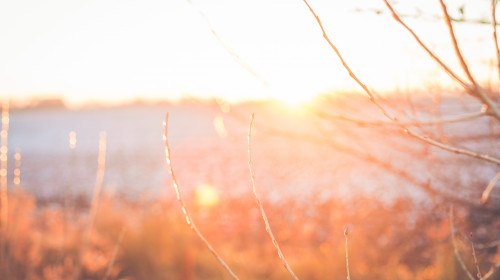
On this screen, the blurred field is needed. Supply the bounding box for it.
[2,94,500,279]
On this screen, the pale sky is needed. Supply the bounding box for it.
[0,0,495,106]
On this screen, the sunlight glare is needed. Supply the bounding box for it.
[195,183,220,208]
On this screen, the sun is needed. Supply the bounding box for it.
[274,91,316,110]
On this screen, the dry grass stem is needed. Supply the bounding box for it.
[0,101,8,269]
[480,170,500,204]
[103,227,127,280]
[492,0,500,83]
[344,228,351,280]
[73,131,107,280]
[450,207,476,280]
[163,113,239,280]
[248,114,299,280]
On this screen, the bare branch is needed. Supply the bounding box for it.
[450,207,476,280]
[301,0,500,166]
[248,114,299,280]
[438,0,477,86]
[492,0,500,84]
[480,170,500,204]
[382,0,470,91]
[163,114,239,280]
[384,0,500,120]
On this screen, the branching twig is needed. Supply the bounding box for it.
[382,0,470,91]
[248,114,299,280]
[438,0,477,87]
[301,0,500,166]
[450,207,476,280]
[163,113,239,280]
[437,0,500,121]
[384,0,500,120]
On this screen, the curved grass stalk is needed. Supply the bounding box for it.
[247,114,299,280]
[163,113,239,280]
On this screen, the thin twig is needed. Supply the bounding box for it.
[480,170,500,204]
[492,0,500,84]
[248,114,299,280]
[163,113,239,280]
[438,0,477,86]
[405,129,500,165]
[356,7,500,26]
[450,207,476,280]
[382,0,470,91]
[476,238,500,250]
[437,0,500,120]
[483,262,500,279]
[470,233,483,280]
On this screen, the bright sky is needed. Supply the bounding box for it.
[0,0,495,106]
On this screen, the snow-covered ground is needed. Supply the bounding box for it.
[5,96,500,208]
